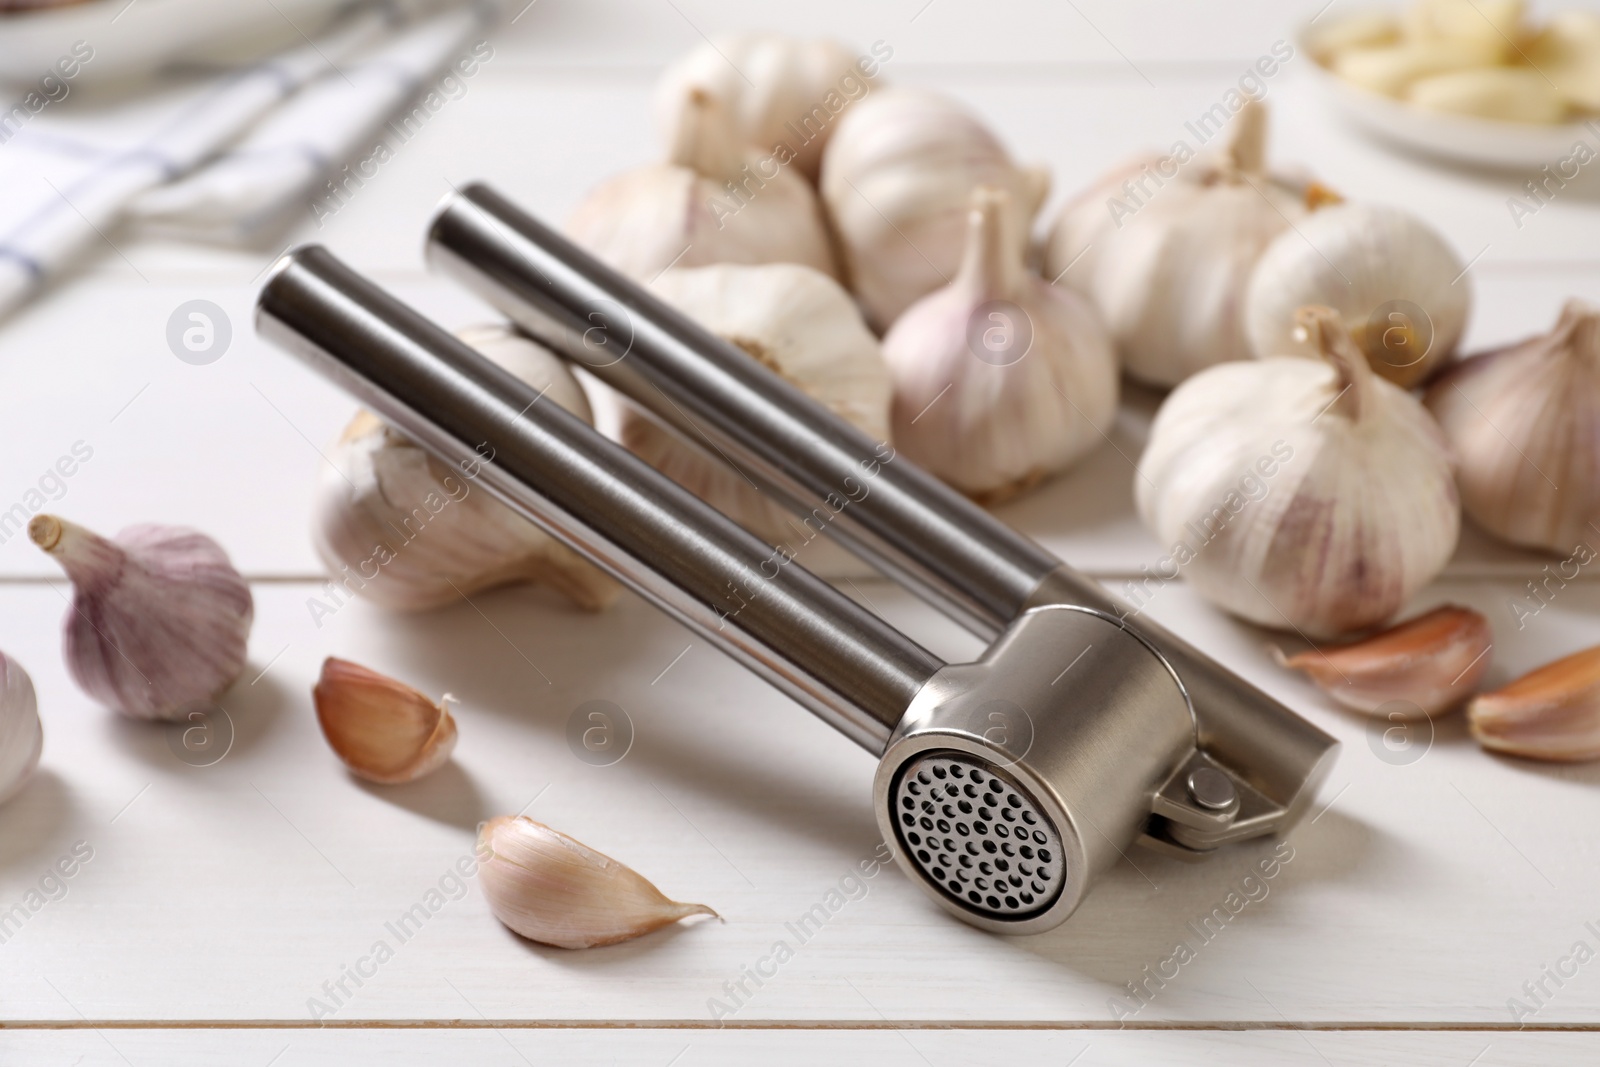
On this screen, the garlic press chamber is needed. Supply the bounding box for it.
[255,184,1337,935]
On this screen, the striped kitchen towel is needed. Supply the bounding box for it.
[0,0,503,319]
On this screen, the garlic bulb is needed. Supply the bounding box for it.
[1245,203,1470,388]
[1424,300,1600,554]
[1135,306,1459,638]
[314,324,620,613]
[478,815,717,949]
[313,658,457,784]
[568,87,837,282]
[30,515,253,721]
[0,652,41,806]
[1470,644,1600,762]
[621,262,890,575]
[820,87,1049,332]
[654,34,886,183]
[1273,604,1491,718]
[884,185,1118,502]
[1049,101,1322,388]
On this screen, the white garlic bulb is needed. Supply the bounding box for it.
[1136,306,1459,639]
[1047,101,1323,388]
[1425,300,1600,554]
[621,262,890,575]
[654,34,887,183]
[0,652,41,806]
[820,87,1049,332]
[478,815,717,949]
[568,87,838,282]
[314,324,620,614]
[1245,203,1470,388]
[884,186,1118,502]
[30,515,254,721]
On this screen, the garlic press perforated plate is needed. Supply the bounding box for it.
[255,183,1338,935]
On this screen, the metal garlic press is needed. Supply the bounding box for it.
[255,183,1337,935]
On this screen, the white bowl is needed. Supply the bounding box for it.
[0,0,344,87]
[1300,35,1599,170]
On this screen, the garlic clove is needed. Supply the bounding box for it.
[622,263,891,575]
[313,658,457,783]
[569,87,838,282]
[1424,299,1600,554]
[885,184,1118,501]
[1526,11,1600,112]
[1403,0,1524,60]
[1469,645,1600,762]
[0,652,42,806]
[313,324,621,613]
[1135,306,1459,638]
[1245,203,1471,388]
[31,514,253,721]
[1333,39,1506,97]
[478,814,717,949]
[820,86,1049,332]
[1408,68,1570,124]
[654,34,881,184]
[1272,605,1492,718]
[1305,11,1402,65]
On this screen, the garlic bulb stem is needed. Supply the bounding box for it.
[1299,306,1375,422]
[959,186,1025,297]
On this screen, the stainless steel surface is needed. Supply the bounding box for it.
[425,183,1055,637]
[423,183,1338,852]
[874,605,1196,932]
[890,753,1066,920]
[1187,767,1238,812]
[254,245,944,753]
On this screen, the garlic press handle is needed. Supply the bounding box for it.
[255,245,944,753]
[424,184,1338,851]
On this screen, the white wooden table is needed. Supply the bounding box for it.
[3,1,1600,1062]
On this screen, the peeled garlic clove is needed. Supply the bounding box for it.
[1060,101,1324,387]
[313,324,621,613]
[821,86,1050,332]
[1136,306,1459,639]
[478,815,717,949]
[654,34,883,184]
[885,185,1118,502]
[1526,11,1600,111]
[622,262,890,576]
[1305,11,1401,65]
[1425,300,1600,554]
[1470,645,1600,762]
[1245,203,1470,388]
[31,515,253,721]
[1273,605,1491,718]
[1408,68,1569,123]
[569,87,838,282]
[1402,0,1524,60]
[0,652,42,806]
[1333,39,1507,97]
[312,657,456,783]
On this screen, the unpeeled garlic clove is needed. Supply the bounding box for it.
[0,651,42,806]
[884,184,1118,502]
[1272,605,1492,718]
[1469,645,1600,761]
[313,658,457,784]
[1425,300,1600,554]
[313,324,621,613]
[568,87,839,282]
[477,815,717,949]
[30,514,253,721]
